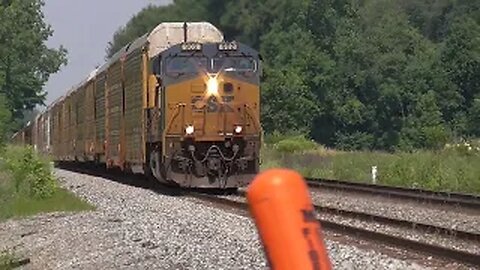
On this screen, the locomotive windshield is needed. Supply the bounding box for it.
[166,56,208,77]
[165,55,258,79]
[213,57,257,73]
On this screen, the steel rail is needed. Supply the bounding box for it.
[318,220,480,267]
[306,178,480,209]
[237,189,480,242]
[314,204,480,242]
[192,193,480,267]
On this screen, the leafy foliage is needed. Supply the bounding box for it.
[1,145,56,199]
[106,0,480,151]
[0,94,11,148]
[0,0,67,120]
[0,146,94,221]
[273,135,319,154]
[0,250,17,269]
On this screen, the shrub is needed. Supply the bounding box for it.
[1,146,56,199]
[264,130,306,145]
[0,250,17,268]
[274,135,319,154]
[422,125,450,150]
[0,94,12,150]
[444,140,480,157]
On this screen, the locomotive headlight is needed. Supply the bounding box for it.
[185,125,195,135]
[207,76,219,96]
[234,126,243,134]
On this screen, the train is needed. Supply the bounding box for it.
[11,22,262,189]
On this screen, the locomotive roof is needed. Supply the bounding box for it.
[147,22,224,58]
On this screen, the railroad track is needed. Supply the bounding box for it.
[306,177,480,210]
[314,204,479,242]
[193,192,480,267]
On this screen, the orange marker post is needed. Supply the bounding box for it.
[247,169,332,270]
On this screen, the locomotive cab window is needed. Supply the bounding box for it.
[166,56,208,77]
[213,57,257,75]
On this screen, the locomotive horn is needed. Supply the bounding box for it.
[183,22,187,42]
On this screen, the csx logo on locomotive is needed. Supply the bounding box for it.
[191,95,234,113]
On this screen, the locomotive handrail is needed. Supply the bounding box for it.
[164,103,184,135]
[181,102,186,135]
[244,104,261,133]
[222,102,228,135]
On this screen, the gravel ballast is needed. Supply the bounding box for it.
[0,169,430,269]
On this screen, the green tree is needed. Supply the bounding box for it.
[259,3,333,134]
[0,0,67,119]
[402,91,449,150]
[306,0,350,53]
[0,93,11,147]
[315,0,456,150]
[261,66,320,133]
[221,0,311,48]
[106,4,180,58]
[441,16,480,136]
[468,97,480,136]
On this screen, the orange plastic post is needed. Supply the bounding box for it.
[247,169,332,270]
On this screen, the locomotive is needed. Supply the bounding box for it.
[12,22,262,189]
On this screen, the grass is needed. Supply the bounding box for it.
[0,251,17,270]
[0,145,94,222]
[260,136,480,194]
[0,187,94,222]
[0,250,30,270]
